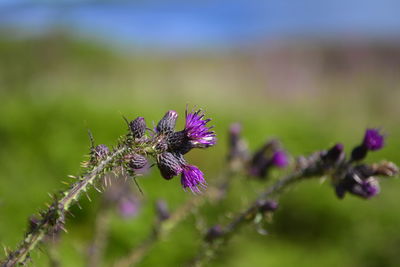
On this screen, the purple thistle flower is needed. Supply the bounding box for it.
[351,178,380,199]
[165,107,217,154]
[335,171,380,199]
[184,108,217,149]
[271,150,288,168]
[363,128,384,151]
[362,179,380,198]
[181,165,207,193]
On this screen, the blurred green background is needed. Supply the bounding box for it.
[1,1,400,266]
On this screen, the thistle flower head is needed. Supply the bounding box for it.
[184,108,216,149]
[351,178,380,199]
[363,128,384,151]
[181,165,206,193]
[271,150,288,168]
[157,110,178,134]
[335,171,380,199]
[157,152,183,180]
[361,179,380,198]
[125,153,148,170]
[129,116,146,138]
[326,143,344,160]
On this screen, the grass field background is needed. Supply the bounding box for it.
[0,35,400,266]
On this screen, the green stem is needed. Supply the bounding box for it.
[2,146,127,267]
[191,171,306,267]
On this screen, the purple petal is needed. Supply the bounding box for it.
[181,165,207,193]
[184,108,217,148]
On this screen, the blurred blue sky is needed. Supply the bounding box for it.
[1,0,400,50]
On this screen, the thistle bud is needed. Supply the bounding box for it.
[125,153,147,169]
[129,117,146,138]
[204,225,224,243]
[335,172,380,199]
[167,131,191,154]
[353,164,374,179]
[351,129,385,161]
[156,110,178,134]
[351,178,380,199]
[351,145,368,161]
[157,152,183,180]
[259,200,279,213]
[155,139,168,153]
[28,216,40,233]
[94,144,109,159]
[322,143,345,165]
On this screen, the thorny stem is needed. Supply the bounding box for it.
[225,171,302,236]
[191,170,306,267]
[113,169,238,267]
[2,146,127,267]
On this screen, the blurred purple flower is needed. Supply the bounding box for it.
[118,197,139,218]
[363,128,384,151]
[271,150,288,168]
[335,175,380,200]
[356,178,380,199]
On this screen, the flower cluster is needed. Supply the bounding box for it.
[120,107,216,193]
[324,129,396,199]
[351,128,385,161]
[294,128,396,199]
[248,141,289,178]
[154,108,217,193]
[224,123,289,179]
